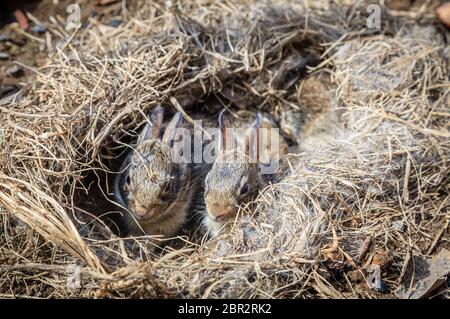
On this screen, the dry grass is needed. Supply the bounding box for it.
[0,0,449,298]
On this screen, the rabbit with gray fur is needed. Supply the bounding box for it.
[203,110,288,236]
[114,106,209,239]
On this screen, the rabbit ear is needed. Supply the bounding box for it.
[162,112,183,147]
[137,122,152,144]
[218,110,231,153]
[137,105,164,144]
[150,105,164,140]
[244,113,262,162]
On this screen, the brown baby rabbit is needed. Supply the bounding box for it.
[114,106,206,239]
[203,110,288,236]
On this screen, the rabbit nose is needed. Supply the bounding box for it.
[132,203,148,217]
[208,205,236,222]
[132,203,162,220]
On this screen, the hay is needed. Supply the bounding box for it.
[1,0,449,298]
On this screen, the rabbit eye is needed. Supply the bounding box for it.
[122,175,131,192]
[240,183,250,197]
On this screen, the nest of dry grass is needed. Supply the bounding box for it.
[0,0,449,298]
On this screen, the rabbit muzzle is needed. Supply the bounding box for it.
[206,203,238,222]
[130,202,164,221]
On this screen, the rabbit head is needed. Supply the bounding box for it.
[120,106,186,223]
[204,111,264,229]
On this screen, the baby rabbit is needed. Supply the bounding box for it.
[114,106,202,239]
[202,110,288,236]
